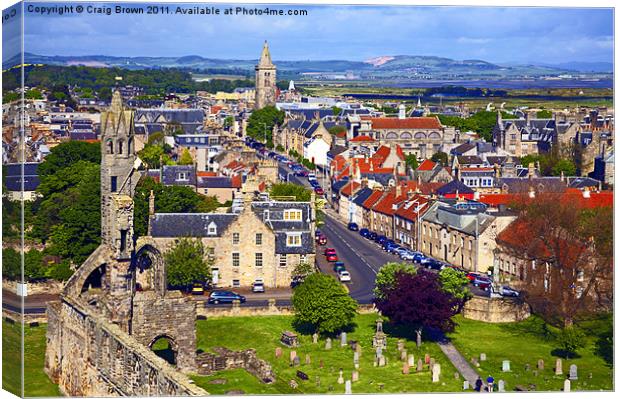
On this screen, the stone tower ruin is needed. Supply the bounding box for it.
[254,40,277,110]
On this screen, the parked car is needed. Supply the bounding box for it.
[252,280,265,293]
[472,276,492,289]
[295,170,309,177]
[384,242,400,253]
[316,234,327,245]
[308,173,316,180]
[326,253,339,262]
[500,286,520,297]
[395,248,410,258]
[425,259,445,271]
[466,272,485,282]
[315,229,322,238]
[324,247,336,256]
[368,231,378,240]
[207,291,246,304]
[333,261,346,273]
[338,270,352,282]
[191,283,205,295]
[347,222,359,231]
[359,228,370,238]
[290,276,304,288]
[314,187,324,195]
[376,236,388,245]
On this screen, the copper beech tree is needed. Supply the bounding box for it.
[497,192,613,327]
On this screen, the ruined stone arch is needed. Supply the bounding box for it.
[134,242,166,295]
[414,132,427,139]
[148,334,178,365]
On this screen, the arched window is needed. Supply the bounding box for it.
[414,132,427,139]
[106,140,114,154]
[429,131,441,139]
[400,132,412,139]
[385,132,398,139]
[127,137,133,155]
[118,139,124,155]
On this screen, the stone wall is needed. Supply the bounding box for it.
[3,279,64,295]
[45,299,207,397]
[462,296,531,323]
[196,347,275,383]
[196,300,377,318]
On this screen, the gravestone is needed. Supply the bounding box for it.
[293,356,300,366]
[454,372,460,380]
[378,356,386,367]
[533,370,539,377]
[502,360,511,372]
[351,370,359,382]
[498,380,505,392]
[289,350,297,363]
[341,332,348,347]
[417,359,424,372]
[353,352,360,365]
[537,359,544,370]
[555,358,563,375]
[337,369,344,384]
[401,350,407,361]
[480,353,486,361]
[564,379,571,392]
[312,333,319,344]
[355,343,362,355]
[315,376,321,387]
[525,363,531,371]
[375,346,383,359]
[275,347,283,358]
[373,319,387,349]
[408,354,415,367]
[431,363,441,382]
[397,339,405,352]
[289,380,298,389]
[319,359,324,369]
[345,380,352,395]
[281,331,299,347]
[305,354,311,365]
[325,338,332,350]
[429,358,435,370]
[569,364,578,380]
[463,380,470,390]
[296,370,309,381]
[425,353,430,364]
[402,362,410,375]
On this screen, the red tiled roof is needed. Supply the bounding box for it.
[394,195,430,221]
[372,191,407,216]
[341,181,361,197]
[197,171,217,177]
[477,193,519,207]
[336,131,347,138]
[362,190,384,210]
[372,145,405,163]
[231,174,242,188]
[561,189,613,208]
[350,135,375,142]
[361,116,442,130]
[417,159,436,171]
[211,105,223,114]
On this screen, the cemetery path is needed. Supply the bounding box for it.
[432,329,486,390]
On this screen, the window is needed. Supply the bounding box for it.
[232,279,240,288]
[279,254,287,268]
[111,176,118,192]
[256,233,262,245]
[177,172,188,181]
[255,253,263,268]
[284,209,303,221]
[287,233,302,247]
[300,254,307,264]
[232,233,240,245]
[232,252,240,267]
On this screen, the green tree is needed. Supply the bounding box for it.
[520,154,542,167]
[373,262,416,300]
[552,159,576,176]
[2,248,21,280]
[431,151,449,165]
[269,183,312,201]
[37,141,100,177]
[556,326,586,359]
[331,106,342,116]
[24,249,45,281]
[292,262,316,278]
[25,89,43,99]
[223,116,234,128]
[405,154,419,170]
[178,148,194,165]
[137,144,174,169]
[328,125,347,136]
[147,131,166,146]
[246,106,284,143]
[164,238,212,289]
[47,260,73,281]
[2,92,19,103]
[292,273,357,335]
[276,144,285,152]
[438,267,472,305]
[537,110,553,118]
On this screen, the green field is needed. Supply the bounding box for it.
[2,320,61,397]
[193,313,463,394]
[447,315,613,392]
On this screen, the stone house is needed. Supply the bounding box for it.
[393,195,431,251]
[420,198,516,272]
[349,186,374,226]
[338,180,361,223]
[148,196,315,288]
[369,186,407,238]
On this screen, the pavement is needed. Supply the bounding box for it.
[2,289,54,314]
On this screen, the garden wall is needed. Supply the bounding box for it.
[462,296,531,323]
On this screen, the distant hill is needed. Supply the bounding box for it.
[539,61,613,73]
[3,52,607,79]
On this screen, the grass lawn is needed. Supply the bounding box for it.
[2,321,61,397]
[193,313,463,394]
[447,315,613,392]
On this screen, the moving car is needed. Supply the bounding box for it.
[252,280,265,293]
[359,228,370,238]
[338,270,352,282]
[333,261,346,273]
[347,222,359,231]
[207,291,246,304]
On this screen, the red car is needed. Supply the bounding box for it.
[314,187,324,195]
[466,272,482,282]
[326,253,339,262]
[316,234,327,245]
[324,248,336,256]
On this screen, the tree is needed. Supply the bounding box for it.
[37,141,100,177]
[405,154,419,170]
[331,106,342,116]
[246,106,284,143]
[499,194,613,327]
[147,131,166,146]
[375,270,461,347]
[25,89,43,100]
[2,248,21,280]
[438,267,472,307]
[537,110,553,118]
[328,125,347,136]
[373,262,416,301]
[269,183,312,202]
[556,326,586,359]
[292,273,357,335]
[431,151,448,165]
[292,262,316,278]
[137,144,174,169]
[178,148,194,165]
[164,238,212,289]
[552,159,576,176]
[276,144,285,152]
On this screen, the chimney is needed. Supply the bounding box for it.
[582,186,591,198]
[473,190,480,201]
[395,183,402,198]
[494,163,501,179]
[528,162,535,179]
[398,104,406,119]
[560,170,565,182]
[528,186,536,199]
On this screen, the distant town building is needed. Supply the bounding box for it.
[255,41,277,109]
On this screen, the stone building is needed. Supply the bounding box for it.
[255,41,277,110]
[148,195,316,288]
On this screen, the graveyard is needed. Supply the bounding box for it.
[191,313,613,394]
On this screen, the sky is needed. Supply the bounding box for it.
[2,2,615,65]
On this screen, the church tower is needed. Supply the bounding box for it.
[255,40,277,110]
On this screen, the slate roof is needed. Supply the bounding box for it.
[451,142,476,155]
[436,179,475,195]
[161,165,197,186]
[499,177,567,193]
[286,109,333,121]
[566,177,601,189]
[351,187,374,206]
[150,213,236,237]
[251,201,314,254]
[4,162,40,191]
[457,155,484,165]
[198,176,236,189]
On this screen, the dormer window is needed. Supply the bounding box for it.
[207,221,217,236]
[177,172,188,181]
[284,209,302,221]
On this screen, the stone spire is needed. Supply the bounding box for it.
[110,89,123,114]
[259,40,274,67]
